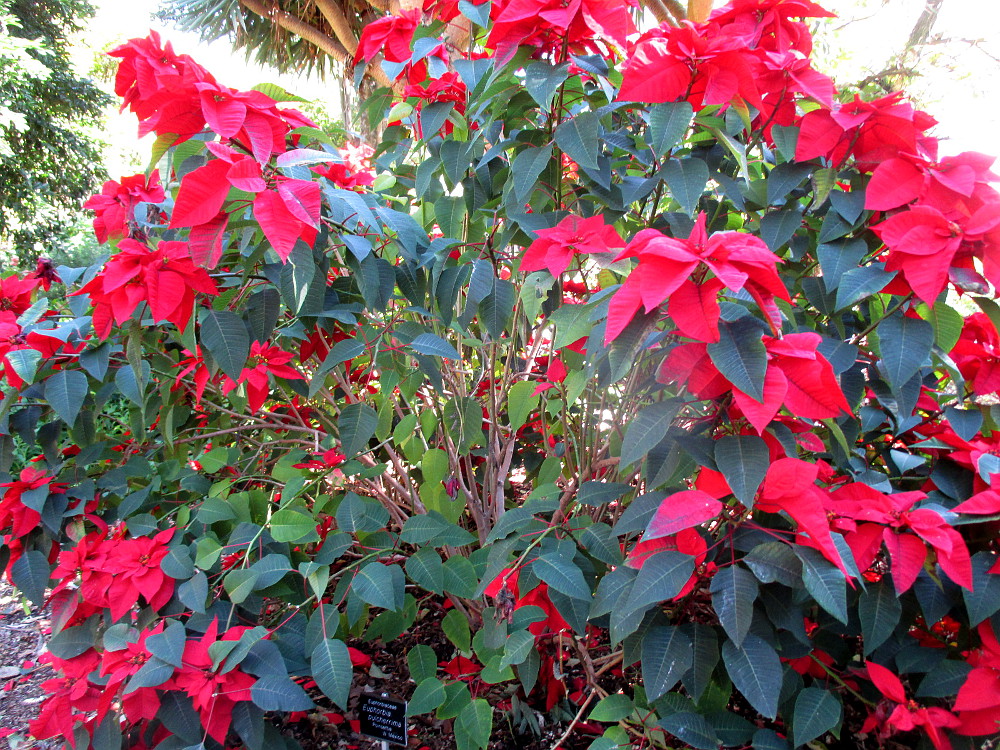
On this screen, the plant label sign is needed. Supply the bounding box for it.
[358,693,408,746]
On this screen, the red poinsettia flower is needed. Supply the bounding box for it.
[795,91,938,171]
[827,482,973,593]
[76,238,219,337]
[164,620,257,743]
[488,0,636,63]
[0,274,40,316]
[606,212,788,342]
[84,172,165,244]
[521,214,625,278]
[953,620,1000,736]
[356,10,421,65]
[221,340,304,412]
[862,661,959,750]
[756,457,849,575]
[0,466,67,539]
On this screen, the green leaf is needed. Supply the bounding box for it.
[858,579,901,654]
[405,546,445,594]
[455,699,492,750]
[338,402,378,458]
[511,144,553,205]
[663,158,709,217]
[500,630,535,668]
[45,370,88,427]
[792,687,841,747]
[408,677,446,716]
[620,400,680,469]
[642,625,692,700]
[434,196,466,239]
[533,554,590,600]
[311,638,352,709]
[555,112,600,170]
[659,713,720,750]
[964,551,1000,625]
[224,569,260,604]
[269,507,320,543]
[877,314,933,391]
[834,265,895,310]
[251,675,315,711]
[11,550,49,606]
[408,644,438,684]
[577,481,631,507]
[722,634,782,720]
[647,101,693,158]
[817,238,867,291]
[200,309,250,381]
[353,562,403,611]
[714,435,768,507]
[797,547,848,624]
[443,609,472,652]
[507,380,539,432]
[623,551,694,615]
[589,694,634,723]
[5,349,41,384]
[409,333,460,360]
[479,279,516,341]
[524,61,569,110]
[710,565,759,647]
[743,543,802,587]
[917,301,964,353]
[759,208,802,252]
[707,318,767,401]
[766,163,811,205]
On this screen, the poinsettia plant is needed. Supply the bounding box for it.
[1,1,1000,749]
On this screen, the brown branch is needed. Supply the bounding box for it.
[687,0,713,24]
[314,0,360,56]
[238,0,397,90]
[664,0,687,23]
[644,0,675,25]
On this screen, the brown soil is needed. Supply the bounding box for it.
[0,582,54,750]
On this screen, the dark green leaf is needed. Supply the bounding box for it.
[722,634,782,720]
[311,638,352,709]
[714,435,768,507]
[533,554,590,600]
[707,318,767,401]
[620,400,680,469]
[555,112,600,170]
[797,547,848,624]
[511,144,553,205]
[524,61,569,110]
[664,158,709,217]
[647,102,693,158]
[352,562,403,611]
[877,313,934,392]
[409,333,460,360]
[338,402,378,458]
[408,644,438,684]
[792,687,841,747]
[759,208,802,252]
[577,481,631,507]
[766,163,811,205]
[710,565,759,647]
[743,543,802,587]
[251,675,315,711]
[10,550,49,606]
[200,309,250,381]
[45,370,88,427]
[834,265,895,310]
[964,551,1000,625]
[659,713,720,750]
[623,551,694,615]
[479,279,516,341]
[642,625,692,700]
[858,579,901,653]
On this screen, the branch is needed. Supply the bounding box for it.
[644,0,676,25]
[238,0,396,90]
[314,0,360,56]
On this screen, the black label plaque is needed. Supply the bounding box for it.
[358,693,408,746]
